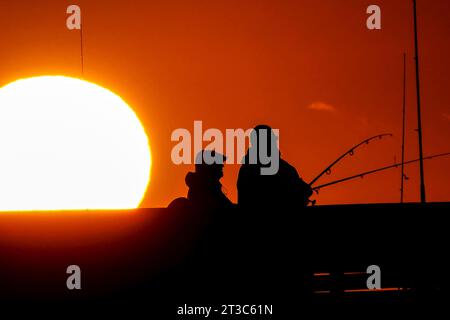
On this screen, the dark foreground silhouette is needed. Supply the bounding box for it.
[1,123,448,315]
[238,124,313,210]
[170,125,313,214]
[169,149,234,212]
[0,203,448,316]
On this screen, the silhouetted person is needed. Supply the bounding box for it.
[169,149,234,212]
[237,125,312,211]
[166,150,236,295]
[235,125,313,299]
[186,150,234,210]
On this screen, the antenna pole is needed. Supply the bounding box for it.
[413,0,426,203]
[80,23,84,78]
[400,53,406,203]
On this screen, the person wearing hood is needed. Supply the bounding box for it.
[237,125,312,211]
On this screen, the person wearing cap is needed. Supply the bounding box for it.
[184,149,234,211]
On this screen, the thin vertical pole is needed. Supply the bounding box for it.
[401,53,406,203]
[80,23,84,78]
[413,0,426,203]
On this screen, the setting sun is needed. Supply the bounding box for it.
[0,76,151,211]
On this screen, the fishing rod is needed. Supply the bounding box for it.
[309,133,393,186]
[312,152,450,191]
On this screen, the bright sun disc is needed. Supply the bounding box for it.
[0,76,151,211]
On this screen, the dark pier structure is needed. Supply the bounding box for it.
[0,203,448,314]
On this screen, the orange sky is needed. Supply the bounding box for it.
[0,0,449,207]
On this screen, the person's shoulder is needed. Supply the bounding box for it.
[280,158,296,171]
[279,158,300,177]
[167,197,191,210]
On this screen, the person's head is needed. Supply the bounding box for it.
[250,124,279,154]
[247,125,280,175]
[194,149,226,180]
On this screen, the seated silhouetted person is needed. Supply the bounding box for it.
[186,149,233,211]
[168,149,234,212]
[237,125,312,211]
[168,150,233,211]
[165,150,234,294]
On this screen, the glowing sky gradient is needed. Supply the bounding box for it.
[0,0,449,207]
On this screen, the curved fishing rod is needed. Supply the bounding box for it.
[309,133,393,186]
[312,152,450,191]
